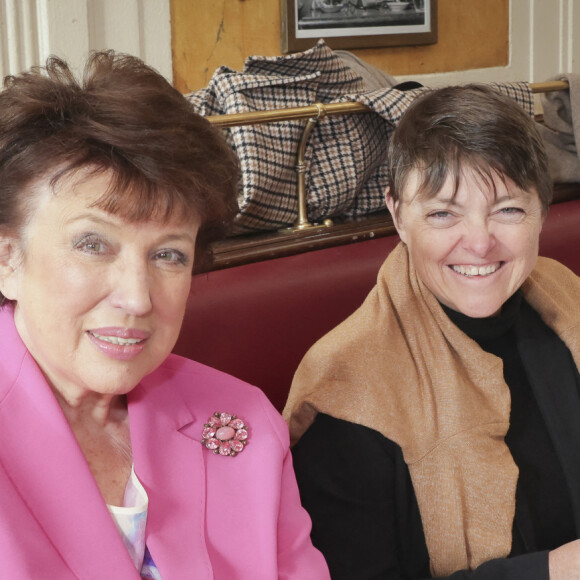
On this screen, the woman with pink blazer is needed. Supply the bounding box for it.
[0,51,329,579]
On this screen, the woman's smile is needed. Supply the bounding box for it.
[387,167,545,318]
[87,327,150,361]
[449,262,503,277]
[5,170,199,403]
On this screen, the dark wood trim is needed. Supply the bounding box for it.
[207,212,396,271]
[198,182,579,273]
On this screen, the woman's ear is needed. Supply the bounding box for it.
[0,237,21,301]
[385,189,407,244]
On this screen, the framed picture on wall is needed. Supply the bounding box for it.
[281,0,437,53]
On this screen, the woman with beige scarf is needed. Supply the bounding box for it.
[284,85,580,579]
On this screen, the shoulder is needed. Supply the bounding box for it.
[529,257,580,297]
[524,257,580,328]
[146,353,290,448]
[157,352,257,393]
[295,413,403,464]
[533,256,580,285]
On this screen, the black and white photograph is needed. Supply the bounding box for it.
[282,0,437,52]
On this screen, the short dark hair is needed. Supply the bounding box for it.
[387,84,552,215]
[0,50,239,274]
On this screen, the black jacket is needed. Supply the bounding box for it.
[292,297,580,579]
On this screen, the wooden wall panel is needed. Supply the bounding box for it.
[171,0,508,93]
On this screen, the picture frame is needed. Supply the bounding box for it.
[281,0,437,53]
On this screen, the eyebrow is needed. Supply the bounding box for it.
[64,213,197,245]
[430,193,524,208]
[158,232,197,245]
[64,213,114,227]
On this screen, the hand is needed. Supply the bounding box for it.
[549,540,580,579]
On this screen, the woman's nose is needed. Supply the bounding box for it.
[108,263,153,316]
[461,220,496,257]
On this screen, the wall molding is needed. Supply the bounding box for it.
[1,1,578,90]
[400,0,579,87]
[1,0,172,81]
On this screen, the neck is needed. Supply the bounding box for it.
[55,389,133,505]
[53,386,129,428]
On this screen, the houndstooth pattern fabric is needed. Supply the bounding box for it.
[187,41,534,233]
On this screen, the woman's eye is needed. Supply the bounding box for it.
[500,207,524,215]
[428,210,452,219]
[425,209,459,228]
[497,207,526,221]
[154,249,188,266]
[74,235,107,255]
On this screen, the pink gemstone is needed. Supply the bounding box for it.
[208,416,221,427]
[202,427,216,439]
[219,442,232,455]
[231,440,244,453]
[230,418,245,429]
[216,426,235,441]
[235,429,248,441]
[205,438,220,450]
[220,412,232,425]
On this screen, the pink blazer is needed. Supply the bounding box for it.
[0,306,329,579]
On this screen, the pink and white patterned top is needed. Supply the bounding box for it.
[108,467,161,579]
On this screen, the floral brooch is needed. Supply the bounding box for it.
[201,412,249,457]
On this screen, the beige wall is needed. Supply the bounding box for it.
[170,0,508,93]
[5,1,579,94]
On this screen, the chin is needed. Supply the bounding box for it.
[455,302,503,319]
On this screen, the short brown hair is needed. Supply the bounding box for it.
[0,50,239,270]
[387,84,552,215]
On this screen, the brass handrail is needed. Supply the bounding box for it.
[206,80,569,128]
[530,80,570,94]
[293,104,331,230]
[207,101,370,128]
[206,79,569,231]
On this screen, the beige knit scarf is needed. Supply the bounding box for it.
[284,242,580,576]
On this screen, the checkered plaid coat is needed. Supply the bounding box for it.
[187,41,534,233]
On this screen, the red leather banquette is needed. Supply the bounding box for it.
[173,192,580,412]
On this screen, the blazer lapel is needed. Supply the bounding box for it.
[128,370,213,579]
[0,351,138,578]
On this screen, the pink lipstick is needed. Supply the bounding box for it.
[86,327,149,361]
